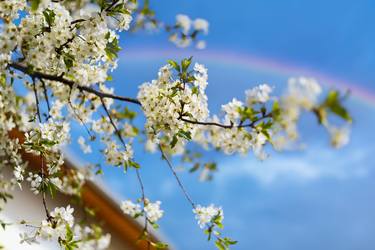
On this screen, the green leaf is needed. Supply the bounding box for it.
[177,129,192,140]
[43,9,56,27]
[0,192,13,203]
[47,181,57,198]
[192,86,199,95]
[223,237,238,245]
[189,163,200,173]
[95,168,104,175]
[170,135,178,148]
[272,100,280,113]
[63,54,74,70]
[167,60,180,72]
[123,107,137,120]
[313,107,326,124]
[0,220,10,230]
[30,0,41,11]
[128,160,140,169]
[0,74,6,87]
[181,57,193,72]
[105,35,121,61]
[239,107,255,122]
[261,130,271,140]
[261,106,267,115]
[324,90,352,122]
[66,224,73,242]
[204,162,217,171]
[215,240,226,250]
[151,242,169,249]
[84,207,96,217]
[187,75,196,83]
[40,139,58,147]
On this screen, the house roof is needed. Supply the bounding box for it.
[9,129,164,250]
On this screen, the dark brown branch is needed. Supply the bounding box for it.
[105,0,120,12]
[179,113,273,129]
[70,19,86,25]
[9,63,141,105]
[10,62,273,131]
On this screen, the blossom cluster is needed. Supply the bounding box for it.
[193,204,236,249]
[138,60,210,154]
[140,60,352,159]
[169,14,209,49]
[0,76,29,190]
[139,59,274,158]
[121,199,164,225]
[193,204,223,229]
[20,205,110,250]
[272,77,351,150]
[17,2,127,87]
[0,0,26,22]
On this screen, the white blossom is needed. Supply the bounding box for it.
[138,63,209,151]
[246,84,272,104]
[26,173,43,194]
[328,126,350,148]
[121,200,142,217]
[13,165,25,184]
[144,201,164,223]
[194,18,209,34]
[176,14,191,34]
[104,141,133,166]
[193,204,223,229]
[0,0,26,21]
[286,77,322,109]
[222,98,243,123]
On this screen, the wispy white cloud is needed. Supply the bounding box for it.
[216,146,372,186]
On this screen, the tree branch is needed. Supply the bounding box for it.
[179,113,273,129]
[9,63,141,105]
[9,62,273,131]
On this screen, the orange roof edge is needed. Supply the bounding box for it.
[9,129,167,250]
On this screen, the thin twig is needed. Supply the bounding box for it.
[100,97,126,146]
[67,87,94,138]
[39,79,51,119]
[100,97,149,241]
[158,144,195,208]
[135,168,150,249]
[32,78,42,123]
[26,76,50,220]
[100,97,147,204]
[40,156,50,220]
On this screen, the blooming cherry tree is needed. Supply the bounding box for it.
[0,0,352,249]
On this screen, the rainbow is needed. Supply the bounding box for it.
[120,48,374,106]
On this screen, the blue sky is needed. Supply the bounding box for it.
[68,1,375,249]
